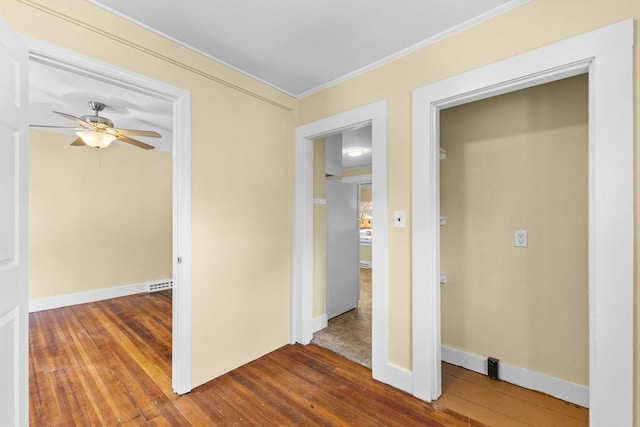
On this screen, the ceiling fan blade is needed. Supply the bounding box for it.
[53,111,94,129]
[114,128,161,138]
[117,135,155,150]
[70,137,86,146]
[29,124,81,130]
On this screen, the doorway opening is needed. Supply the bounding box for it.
[294,101,413,393]
[412,20,633,424]
[311,126,373,367]
[436,75,590,424]
[25,37,192,394]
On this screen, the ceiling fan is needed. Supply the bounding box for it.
[30,101,160,150]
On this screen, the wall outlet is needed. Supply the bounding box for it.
[514,229,528,248]
[488,357,499,380]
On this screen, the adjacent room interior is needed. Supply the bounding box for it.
[27,59,175,421]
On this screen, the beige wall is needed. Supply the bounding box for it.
[2,0,296,387]
[360,186,372,202]
[29,130,171,299]
[440,75,588,385]
[298,1,640,422]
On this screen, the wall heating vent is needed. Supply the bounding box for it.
[360,261,372,269]
[148,280,173,293]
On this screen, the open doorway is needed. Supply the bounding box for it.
[28,59,174,308]
[311,126,373,368]
[411,20,633,424]
[24,37,192,394]
[293,100,413,393]
[436,75,589,424]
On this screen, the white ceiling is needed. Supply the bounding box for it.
[89,0,523,97]
[340,125,372,169]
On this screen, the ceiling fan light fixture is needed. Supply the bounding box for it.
[345,147,365,157]
[76,130,116,148]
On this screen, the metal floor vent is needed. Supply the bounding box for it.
[148,280,173,293]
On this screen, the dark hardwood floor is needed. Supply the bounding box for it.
[29,291,475,426]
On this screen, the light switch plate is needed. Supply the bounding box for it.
[394,211,406,228]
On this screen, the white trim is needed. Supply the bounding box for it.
[171,80,192,396]
[441,346,589,408]
[373,363,413,395]
[412,20,634,425]
[292,101,395,389]
[298,0,530,98]
[337,174,373,184]
[312,314,328,333]
[28,279,171,312]
[24,36,193,395]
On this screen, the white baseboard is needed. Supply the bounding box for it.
[312,314,328,332]
[373,361,413,395]
[441,346,589,408]
[29,278,172,313]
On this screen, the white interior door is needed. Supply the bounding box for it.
[325,180,359,319]
[0,18,29,427]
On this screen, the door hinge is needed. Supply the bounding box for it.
[177,256,182,264]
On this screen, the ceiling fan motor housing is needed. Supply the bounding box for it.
[80,114,114,129]
[82,101,113,129]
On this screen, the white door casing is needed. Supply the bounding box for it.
[325,180,359,319]
[0,18,29,427]
[23,36,193,395]
[412,20,634,425]
[293,101,413,393]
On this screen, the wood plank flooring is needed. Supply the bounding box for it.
[437,363,589,427]
[310,269,589,426]
[29,291,475,426]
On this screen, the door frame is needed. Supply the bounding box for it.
[293,101,413,391]
[412,20,633,424]
[24,36,193,394]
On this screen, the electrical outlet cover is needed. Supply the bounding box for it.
[514,229,528,247]
[488,357,499,380]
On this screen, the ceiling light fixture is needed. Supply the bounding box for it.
[76,130,116,149]
[345,147,365,157]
